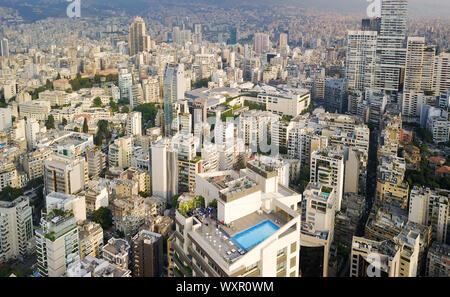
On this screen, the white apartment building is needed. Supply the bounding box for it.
[172,162,301,277]
[45,192,87,223]
[19,100,51,121]
[35,210,80,277]
[404,37,435,92]
[38,90,71,106]
[433,52,449,95]
[345,31,377,92]
[426,116,450,144]
[108,136,132,169]
[142,77,160,103]
[300,182,336,277]
[310,149,345,211]
[150,139,178,204]
[0,107,12,131]
[0,196,34,262]
[126,111,142,136]
[118,69,132,100]
[409,187,450,244]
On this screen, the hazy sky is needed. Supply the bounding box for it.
[290,0,450,17]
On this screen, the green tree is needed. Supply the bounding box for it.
[208,199,217,208]
[109,98,118,112]
[45,79,53,90]
[93,97,102,107]
[0,186,24,202]
[133,103,158,126]
[45,115,55,130]
[61,117,68,126]
[82,118,89,133]
[91,207,113,230]
[120,106,129,113]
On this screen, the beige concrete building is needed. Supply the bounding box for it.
[23,147,52,180]
[79,221,104,260]
[102,237,130,270]
[43,154,88,196]
[86,147,106,178]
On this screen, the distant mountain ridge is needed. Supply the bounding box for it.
[0,0,448,22]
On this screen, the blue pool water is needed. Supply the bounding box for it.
[232,220,280,251]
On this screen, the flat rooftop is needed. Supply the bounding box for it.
[192,210,287,264]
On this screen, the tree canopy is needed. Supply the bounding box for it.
[45,115,55,130]
[91,207,113,230]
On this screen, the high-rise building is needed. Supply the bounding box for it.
[0,108,12,131]
[230,27,239,44]
[86,147,106,178]
[128,16,151,56]
[0,38,9,57]
[426,242,450,277]
[142,77,160,103]
[404,37,435,91]
[300,182,336,277]
[324,78,348,114]
[310,149,345,211]
[118,69,133,100]
[43,154,88,196]
[409,187,450,244]
[0,196,33,262]
[279,33,288,47]
[163,63,185,136]
[361,17,381,33]
[130,84,144,109]
[172,133,201,194]
[35,209,80,277]
[432,53,450,95]
[345,31,378,92]
[374,0,408,93]
[150,139,178,204]
[254,33,270,55]
[126,111,142,136]
[108,136,133,169]
[132,230,164,277]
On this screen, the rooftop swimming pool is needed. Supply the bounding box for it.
[231,220,280,251]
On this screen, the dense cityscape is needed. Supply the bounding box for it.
[0,0,449,280]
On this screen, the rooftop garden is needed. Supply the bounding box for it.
[321,187,333,194]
